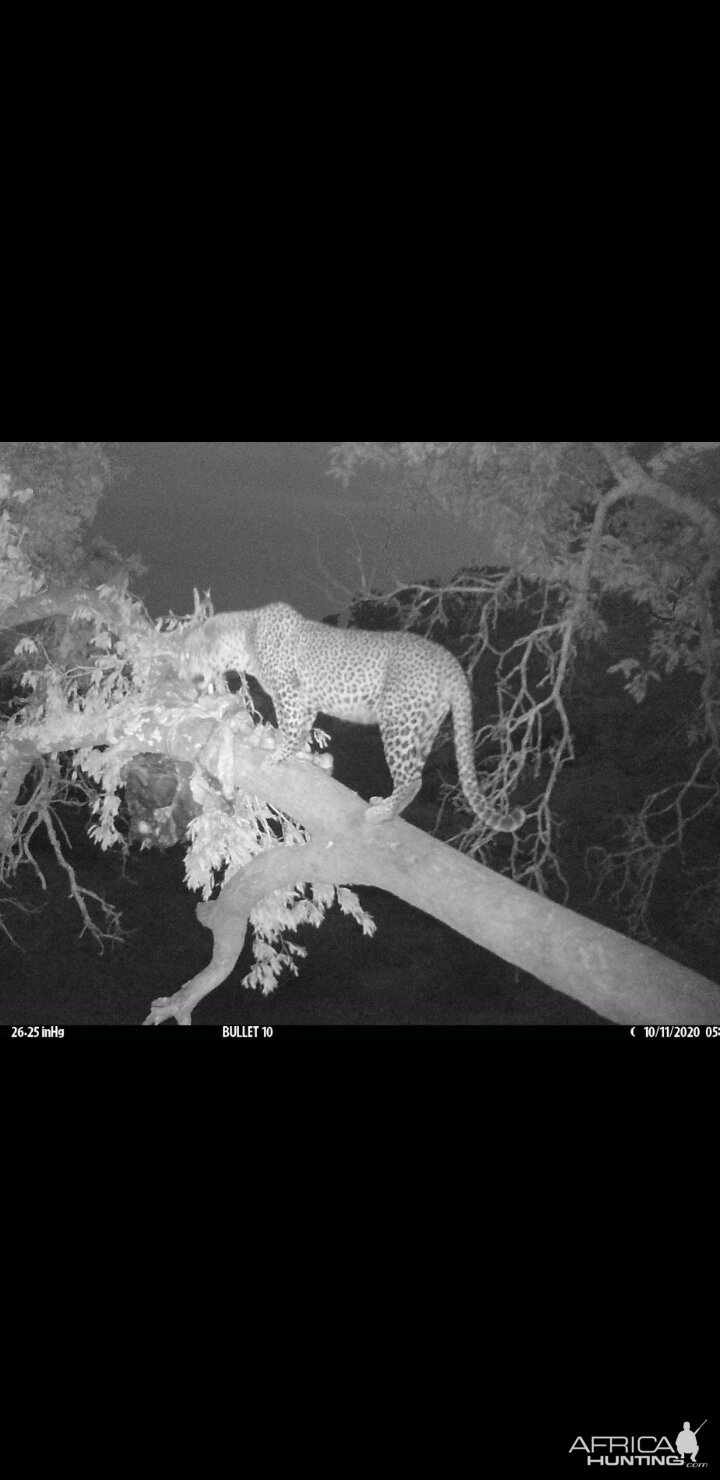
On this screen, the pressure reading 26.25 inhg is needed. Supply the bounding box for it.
[10,1026,65,1038]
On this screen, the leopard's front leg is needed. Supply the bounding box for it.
[261,690,317,767]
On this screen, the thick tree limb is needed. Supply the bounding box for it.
[143,730,720,1025]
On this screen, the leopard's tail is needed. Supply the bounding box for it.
[451,675,524,833]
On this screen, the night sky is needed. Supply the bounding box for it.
[95,442,492,622]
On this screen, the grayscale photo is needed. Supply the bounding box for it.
[1,441,718,1038]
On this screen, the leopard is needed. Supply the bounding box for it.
[177,602,524,830]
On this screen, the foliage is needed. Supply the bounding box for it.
[0,442,142,585]
[247,883,375,994]
[0,472,44,612]
[330,440,718,591]
[0,453,373,991]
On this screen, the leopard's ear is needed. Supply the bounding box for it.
[193,586,213,621]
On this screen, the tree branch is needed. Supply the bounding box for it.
[594,442,720,542]
[143,754,720,1024]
